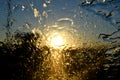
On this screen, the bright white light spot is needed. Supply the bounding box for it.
[50,36,64,48]
[21,5,25,11]
[46,33,66,49]
[43,3,47,8]
[33,8,39,17]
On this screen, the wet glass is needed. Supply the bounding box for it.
[0,0,120,80]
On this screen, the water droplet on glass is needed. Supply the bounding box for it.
[43,3,47,8]
[21,5,25,11]
[33,8,39,17]
[102,0,106,3]
[57,18,74,26]
[42,11,48,18]
[45,0,51,4]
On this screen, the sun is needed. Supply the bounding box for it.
[46,32,66,49]
[50,35,64,48]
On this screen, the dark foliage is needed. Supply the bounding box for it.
[0,32,120,80]
[0,32,46,80]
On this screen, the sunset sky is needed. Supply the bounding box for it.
[0,0,119,46]
[0,1,120,79]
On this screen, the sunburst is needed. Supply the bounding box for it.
[46,32,66,49]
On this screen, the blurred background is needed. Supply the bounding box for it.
[0,0,120,80]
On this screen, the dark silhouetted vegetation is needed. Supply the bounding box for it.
[0,31,120,80]
[0,32,47,80]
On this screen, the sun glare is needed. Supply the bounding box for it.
[46,33,66,49]
[50,35,64,47]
